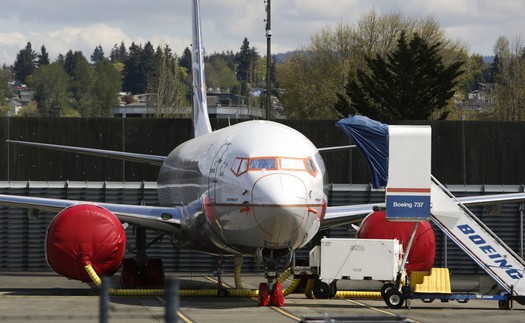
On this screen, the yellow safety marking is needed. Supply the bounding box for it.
[177,311,194,323]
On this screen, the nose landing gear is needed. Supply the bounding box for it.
[257,249,290,306]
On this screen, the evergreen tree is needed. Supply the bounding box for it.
[235,38,259,102]
[337,31,464,122]
[110,41,127,63]
[91,45,105,64]
[13,42,37,82]
[118,41,127,62]
[141,41,156,90]
[179,47,192,72]
[63,50,76,77]
[37,45,50,66]
[123,42,143,93]
[236,38,252,82]
[123,41,156,94]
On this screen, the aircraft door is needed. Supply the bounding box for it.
[208,142,231,203]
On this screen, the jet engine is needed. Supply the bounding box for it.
[45,204,126,281]
[357,211,435,274]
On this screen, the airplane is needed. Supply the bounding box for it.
[1,0,525,307]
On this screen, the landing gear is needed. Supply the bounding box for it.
[120,257,165,288]
[257,248,289,307]
[257,281,285,306]
[212,256,228,296]
[121,227,165,288]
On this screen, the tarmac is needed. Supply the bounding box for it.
[1,271,525,323]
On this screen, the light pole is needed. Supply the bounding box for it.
[265,0,272,120]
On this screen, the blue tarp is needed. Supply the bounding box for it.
[335,116,389,188]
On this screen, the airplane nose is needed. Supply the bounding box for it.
[251,173,308,239]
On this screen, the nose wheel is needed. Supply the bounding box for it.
[257,276,284,307]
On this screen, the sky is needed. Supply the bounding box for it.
[0,0,524,65]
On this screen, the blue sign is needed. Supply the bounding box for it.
[386,195,431,220]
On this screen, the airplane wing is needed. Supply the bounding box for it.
[322,203,377,230]
[322,191,525,230]
[0,194,184,233]
[7,140,166,166]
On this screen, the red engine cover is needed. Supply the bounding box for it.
[358,211,435,274]
[45,204,126,281]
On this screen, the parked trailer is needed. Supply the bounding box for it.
[308,238,402,299]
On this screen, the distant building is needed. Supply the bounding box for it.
[455,83,495,114]
[5,84,33,117]
[7,100,23,117]
[114,92,268,119]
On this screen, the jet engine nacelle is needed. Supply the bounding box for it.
[45,204,126,281]
[357,211,435,274]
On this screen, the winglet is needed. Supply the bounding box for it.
[191,0,212,137]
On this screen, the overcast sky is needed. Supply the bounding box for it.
[0,0,524,65]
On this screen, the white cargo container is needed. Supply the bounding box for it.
[309,238,402,287]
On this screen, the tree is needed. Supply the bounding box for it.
[275,53,312,118]
[37,45,50,66]
[110,41,127,63]
[492,36,525,120]
[63,51,94,116]
[147,45,189,117]
[13,42,37,82]
[122,41,156,94]
[0,71,8,116]
[235,38,259,100]
[179,47,192,73]
[337,31,464,122]
[123,42,143,93]
[0,65,14,100]
[28,63,70,117]
[91,45,105,64]
[236,38,252,82]
[91,61,122,117]
[276,10,468,119]
[205,54,239,92]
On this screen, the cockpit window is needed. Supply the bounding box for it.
[230,157,248,176]
[306,158,317,175]
[231,156,317,177]
[280,158,305,170]
[249,158,277,170]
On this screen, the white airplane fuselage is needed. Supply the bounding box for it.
[157,120,327,256]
